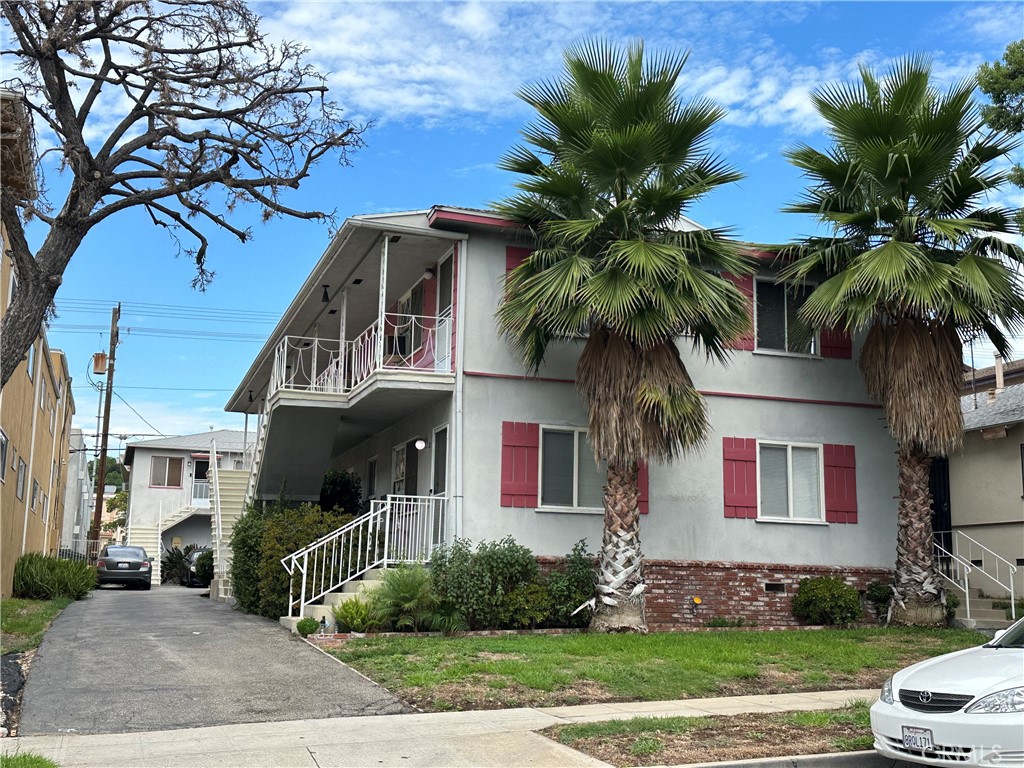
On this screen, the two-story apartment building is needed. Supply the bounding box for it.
[1,91,77,597]
[224,206,901,627]
[123,430,248,582]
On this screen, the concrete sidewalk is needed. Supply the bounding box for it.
[1,689,881,767]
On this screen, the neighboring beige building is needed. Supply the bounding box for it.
[0,90,77,596]
[947,362,1024,601]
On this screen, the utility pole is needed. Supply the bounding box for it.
[90,303,120,543]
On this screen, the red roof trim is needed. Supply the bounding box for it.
[427,208,519,230]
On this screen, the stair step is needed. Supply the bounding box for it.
[957,617,1014,630]
[957,607,1008,621]
[323,592,368,606]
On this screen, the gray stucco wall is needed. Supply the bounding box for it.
[162,515,212,551]
[128,447,244,529]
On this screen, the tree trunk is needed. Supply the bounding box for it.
[890,444,945,626]
[589,462,646,633]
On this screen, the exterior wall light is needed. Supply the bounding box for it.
[413,438,428,451]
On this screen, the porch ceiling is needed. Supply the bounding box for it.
[227,218,463,413]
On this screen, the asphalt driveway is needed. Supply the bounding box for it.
[19,585,410,735]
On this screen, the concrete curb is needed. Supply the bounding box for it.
[665,750,905,768]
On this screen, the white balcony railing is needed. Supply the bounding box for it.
[191,480,211,508]
[268,313,452,399]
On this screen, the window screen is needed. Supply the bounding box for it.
[541,430,574,507]
[759,442,822,521]
[150,456,183,487]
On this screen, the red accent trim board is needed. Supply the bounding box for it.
[428,208,519,230]
[463,371,880,409]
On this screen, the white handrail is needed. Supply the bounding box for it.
[949,530,1017,620]
[934,539,972,622]
[280,494,449,619]
[210,438,227,592]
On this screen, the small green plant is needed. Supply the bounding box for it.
[0,753,60,768]
[989,597,1024,620]
[545,540,596,628]
[370,565,443,632]
[12,553,96,600]
[792,577,862,626]
[332,596,374,633]
[296,617,320,637]
[865,581,893,623]
[705,616,753,628]
[161,544,198,584]
[629,736,664,756]
[944,591,960,624]
[194,550,214,586]
[500,581,552,629]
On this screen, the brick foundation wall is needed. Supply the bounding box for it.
[644,559,892,631]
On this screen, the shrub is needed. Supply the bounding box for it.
[706,617,754,628]
[13,553,96,600]
[369,566,443,632]
[332,596,374,633]
[865,581,893,623]
[320,469,363,515]
[194,550,214,587]
[792,576,863,626]
[944,591,960,625]
[230,502,272,614]
[432,536,539,629]
[500,581,552,629]
[161,544,198,585]
[295,617,320,637]
[256,503,353,620]
[545,540,596,628]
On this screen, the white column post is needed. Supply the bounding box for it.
[375,237,389,371]
[340,287,348,386]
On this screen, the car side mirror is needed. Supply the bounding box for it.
[993,629,1006,642]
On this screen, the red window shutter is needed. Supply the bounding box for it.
[500,422,539,507]
[823,444,857,523]
[637,461,649,515]
[506,246,531,273]
[820,327,852,359]
[723,437,757,519]
[722,274,755,351]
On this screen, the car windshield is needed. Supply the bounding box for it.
[105,547,145,559]
[187,550,209,562]
[991,619,1024,648]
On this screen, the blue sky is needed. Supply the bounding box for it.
[18,1,1024,448]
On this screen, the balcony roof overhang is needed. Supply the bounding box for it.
[226,214,465,413]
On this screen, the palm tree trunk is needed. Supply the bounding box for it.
[890,444,945,626]
[589,462,647,633]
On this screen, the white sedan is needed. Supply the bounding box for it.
[870,616,1024,767]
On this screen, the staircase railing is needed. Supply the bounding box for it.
[242,397,272,509]
[210,438,230,598]
[941,530,1017,620]
[934,538,973,623]
[281,494,448,619]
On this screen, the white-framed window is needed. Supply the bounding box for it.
[26,341,35,380]
[49,403,56,434]
[16,458,27,500]
[757,440,824,522]
[391,445,406,494]
[0,431,8,483]
[366,457,377,498]
[31,479,39,511]
[149,456,184,488]
[42,494,49,524]
[40,376,47,410]
[539,426,605,510]
[755,279,816,355]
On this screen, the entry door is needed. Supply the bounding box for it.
[404,441,419,496]
[431,426,448,496]
[391,444,406,495]
[434,254,454,372]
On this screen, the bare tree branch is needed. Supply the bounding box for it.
[0,0,368,387]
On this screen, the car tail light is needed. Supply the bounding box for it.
[96,560,105,568]
[140,561,150,569]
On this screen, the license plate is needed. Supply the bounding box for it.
[117,562,129,569]
[902,726,934,752]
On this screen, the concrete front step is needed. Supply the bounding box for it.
[280,568,386,632]
[956,606,1008,622]
[957,617,1013,630]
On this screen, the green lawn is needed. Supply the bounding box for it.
[0,753,60,768]
[326,627,982,711]
[1,597,72,654]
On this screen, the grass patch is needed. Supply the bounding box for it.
[325,627,981,711]
[0,753,60,768]
[1,598,72,654]
[548,703,875,767]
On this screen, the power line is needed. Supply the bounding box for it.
[110,390,165,437]
[71,385,235,392]
[56,297,281,320]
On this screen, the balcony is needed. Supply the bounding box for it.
[191,479,211,509]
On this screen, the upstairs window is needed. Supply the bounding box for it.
[16,458,27,500]
[26,341,35,380]
[150,456,183,488]
[540,427,605,510]
[755,281,815,354]
[758,441,823,522]
[0,431,7,483]
[31,479,39,511]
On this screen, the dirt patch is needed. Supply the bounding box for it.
[475,651,525,661]
[546,711,871,767]
[0,651,35,737]
[405,677,616,711]
[713,665,885,697]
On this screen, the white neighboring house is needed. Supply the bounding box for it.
[58,428,91,555]
[123,430,248,582]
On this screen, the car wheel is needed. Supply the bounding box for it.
[142,581,151,591]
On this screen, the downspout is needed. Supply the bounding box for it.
[21,345,42,554]
[453,236,470,540]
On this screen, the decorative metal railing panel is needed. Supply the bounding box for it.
[934,537,973,622]
[191,480,211,507]
[941,529,1017,620]
[280,494,448,619]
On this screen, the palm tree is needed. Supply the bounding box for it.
[495,40,752,632]
[781,56,1024,625]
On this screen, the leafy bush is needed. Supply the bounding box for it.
[944,591,960,624]
[332,596,374,633]
[13,553,96,600]
[792,576,863,626]
[706,616,755,628]
[320,469,363,515]
[865,581,893,623]
[256,503,353,620]
[432,537,539,629]
[500,581,552,629]
[545,540,596,628]
[296,617,320,637]
[194,550,214,587]
[161,544,198,584]
[369,566,444,632]
[230,502,272,614]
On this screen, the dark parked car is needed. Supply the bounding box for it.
[183,548,212,588]
[96,545,152,589]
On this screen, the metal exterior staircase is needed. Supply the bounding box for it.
[243,400,271,510]
[279,494,447,629]
[935,530,1018,629]
[209,464,249,603]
